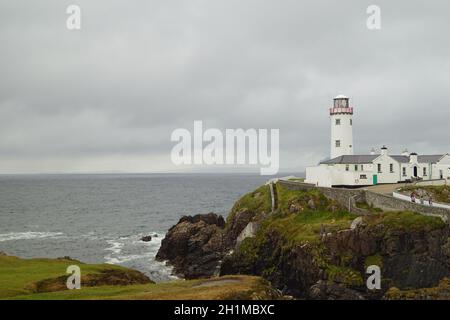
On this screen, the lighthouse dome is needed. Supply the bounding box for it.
[334,94,348,99]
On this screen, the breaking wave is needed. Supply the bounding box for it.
[0,231,64,242]
[103,232,177,282]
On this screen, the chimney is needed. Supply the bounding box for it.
[402,149,409,156]
[370,148,376,155]
[381,145,388,156]
[410,152,418,163]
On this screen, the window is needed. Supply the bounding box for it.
[402,167,406,176]
[335,119,341,125]
[377,164,382,173]
[345,165,349,171]
[423,167,427,176]
[360,174,367,179]
[350,119,352,126]
[361,165,364,171]
[354,165,358,171]
[390,164,394,173]
[335,140,341,148]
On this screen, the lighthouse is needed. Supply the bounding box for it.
[330,95,354,158]
[306,94,450,187]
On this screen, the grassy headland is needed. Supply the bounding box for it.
[221,182,448,297]
[0,254,279,300]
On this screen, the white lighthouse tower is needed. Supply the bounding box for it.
[330,95,354,158]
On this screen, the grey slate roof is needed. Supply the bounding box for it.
[418,155,445,163]
[320,154,446,165]
[320,155,379,164]
[390,155,409,163]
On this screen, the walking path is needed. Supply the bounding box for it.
[365,183,410,195]
[392,191,450,210]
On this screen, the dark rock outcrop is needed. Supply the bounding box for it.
[141,235,152,242]
[224,208,258,248]
[220,230,322,297]
[221,219,450,299]
[322,223,450,290]
[309,280,366,300]
[156,213,226,279]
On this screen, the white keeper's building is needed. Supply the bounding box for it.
[305,95,450,187]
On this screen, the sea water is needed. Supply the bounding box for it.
[0,173,270,281]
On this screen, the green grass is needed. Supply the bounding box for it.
[384,278,450,300]
[265,210,357,244]
[0,255,130,299]
[226,185,272,229]
[363,211,446,232]
[7,276,273,300]
[326,265,364,287]
[364,254,383,269]
[0,255,279,300]
[269,184,357,243]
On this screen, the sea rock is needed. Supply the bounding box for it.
[141,235,152,242]
[156,213,225,279]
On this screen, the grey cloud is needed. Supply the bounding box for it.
[0,0,449,173]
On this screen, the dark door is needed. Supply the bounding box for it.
[413,166,418,177]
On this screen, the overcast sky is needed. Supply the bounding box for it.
[0,0,449,174]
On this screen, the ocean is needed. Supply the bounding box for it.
[0,173,270,281]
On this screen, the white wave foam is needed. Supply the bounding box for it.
[103,232,177,281]
[104,240,124,254]
[105,252,154,264]
[0,231,64,242]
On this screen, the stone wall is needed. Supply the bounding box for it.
[415,179,447,187]
[365,191,449,222]
[278,180,449,222]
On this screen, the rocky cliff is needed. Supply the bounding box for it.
[156,213,226,279]
[156,183,450,299]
